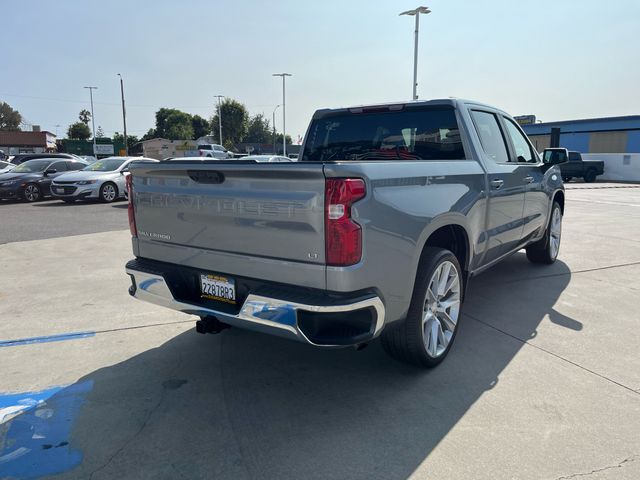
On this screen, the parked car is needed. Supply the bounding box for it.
[554,151,604,183]
[79,155,98,164]
[164,156,235,163]
[0,158,88,202]
[0,160,16,174]
[242,155,294,163]
[52,156,158,203]
[8,153,81,166]
[125,98,567,368]
[197,144,231,159]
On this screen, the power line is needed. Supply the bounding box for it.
[0,92,275,111]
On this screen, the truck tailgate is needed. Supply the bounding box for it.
[129,162,327,286]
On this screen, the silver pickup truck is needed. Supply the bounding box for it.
[125,99,567,368]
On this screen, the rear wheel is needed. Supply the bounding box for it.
[100,182,118,203]
[583,169,597,183]
[381,248,462,368]
[526,201,562,264]
[23,183,41,202]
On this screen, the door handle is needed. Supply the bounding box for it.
[523,176,534,184]
[490,179,504,189]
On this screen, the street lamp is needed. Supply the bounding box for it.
[117,74,128,156]
[272,73,292,156]
[272,104,281,154]
[399,6,431,100]
[214,95,224,146]
[83,86,98,156]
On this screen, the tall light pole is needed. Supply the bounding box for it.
[272,73,292,156]
[399,6,431,100]
[84,86,98,156]
[214,95,224,146]
[117,74,128,156]
[272,104,280,154]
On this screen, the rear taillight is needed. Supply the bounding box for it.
[126,174,137,237]
[325,178,366,266]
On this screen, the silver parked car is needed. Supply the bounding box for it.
[242,155,294,162]
[51,156,158,203]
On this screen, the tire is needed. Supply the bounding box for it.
[99,182,118,203]
[22,183,41,202]
[526,201,562,264]
[381,247,463,368]
[583,169,597,183]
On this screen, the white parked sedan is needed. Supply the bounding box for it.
[51,156,158,203]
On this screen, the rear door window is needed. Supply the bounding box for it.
[470,111,510,164]
[68,161,86,170]
[302,106,465,161]
[51,161,68,172]
[503,118,535,163]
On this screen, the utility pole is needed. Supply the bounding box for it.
[272,104,280,154]
[399,6,431,100]
[84,86,98,156]
[117,74,128,155]
[272,73,292,156]
[214,95,224,146]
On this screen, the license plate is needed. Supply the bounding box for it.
[55,188,64,193]
[200,274,236,303]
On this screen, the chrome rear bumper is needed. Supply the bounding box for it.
[126,267,385,347]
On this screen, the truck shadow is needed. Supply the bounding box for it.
[3,253,574,479]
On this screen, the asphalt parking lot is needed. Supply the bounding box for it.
[1,184,640,480]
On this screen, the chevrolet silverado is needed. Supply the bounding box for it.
[125,99,567,367]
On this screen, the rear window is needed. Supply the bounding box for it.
[302,106,465,161]
[198,145,213,150]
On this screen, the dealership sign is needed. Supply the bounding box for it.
[514,115,536,126]
[94,144,114,155]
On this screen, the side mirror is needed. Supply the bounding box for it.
[120,169,129,175]
[44,168,57,175]
[542,148,568,165]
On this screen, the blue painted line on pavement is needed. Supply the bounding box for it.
[0,381,93,479]
[0,331,96,348]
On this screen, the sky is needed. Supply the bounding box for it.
[2,0,639,142]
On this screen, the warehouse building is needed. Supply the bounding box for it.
[522,116,640,154]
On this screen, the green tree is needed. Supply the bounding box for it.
[275,133,293,145]
[245,114,271,143]
[68,122,91,140]
[211,98,248,147]
[191,115,210,139]
[79,109,91,125]
[165,112,194,140]
[154,108,194,140]
[140,128,157,141]
[113,132,140,152]
[0,101,22,131]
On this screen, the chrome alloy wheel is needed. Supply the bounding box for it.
[102,184,116,202]
[422,260,461,358]
[24,184,40,202]
[549,206,562,259]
